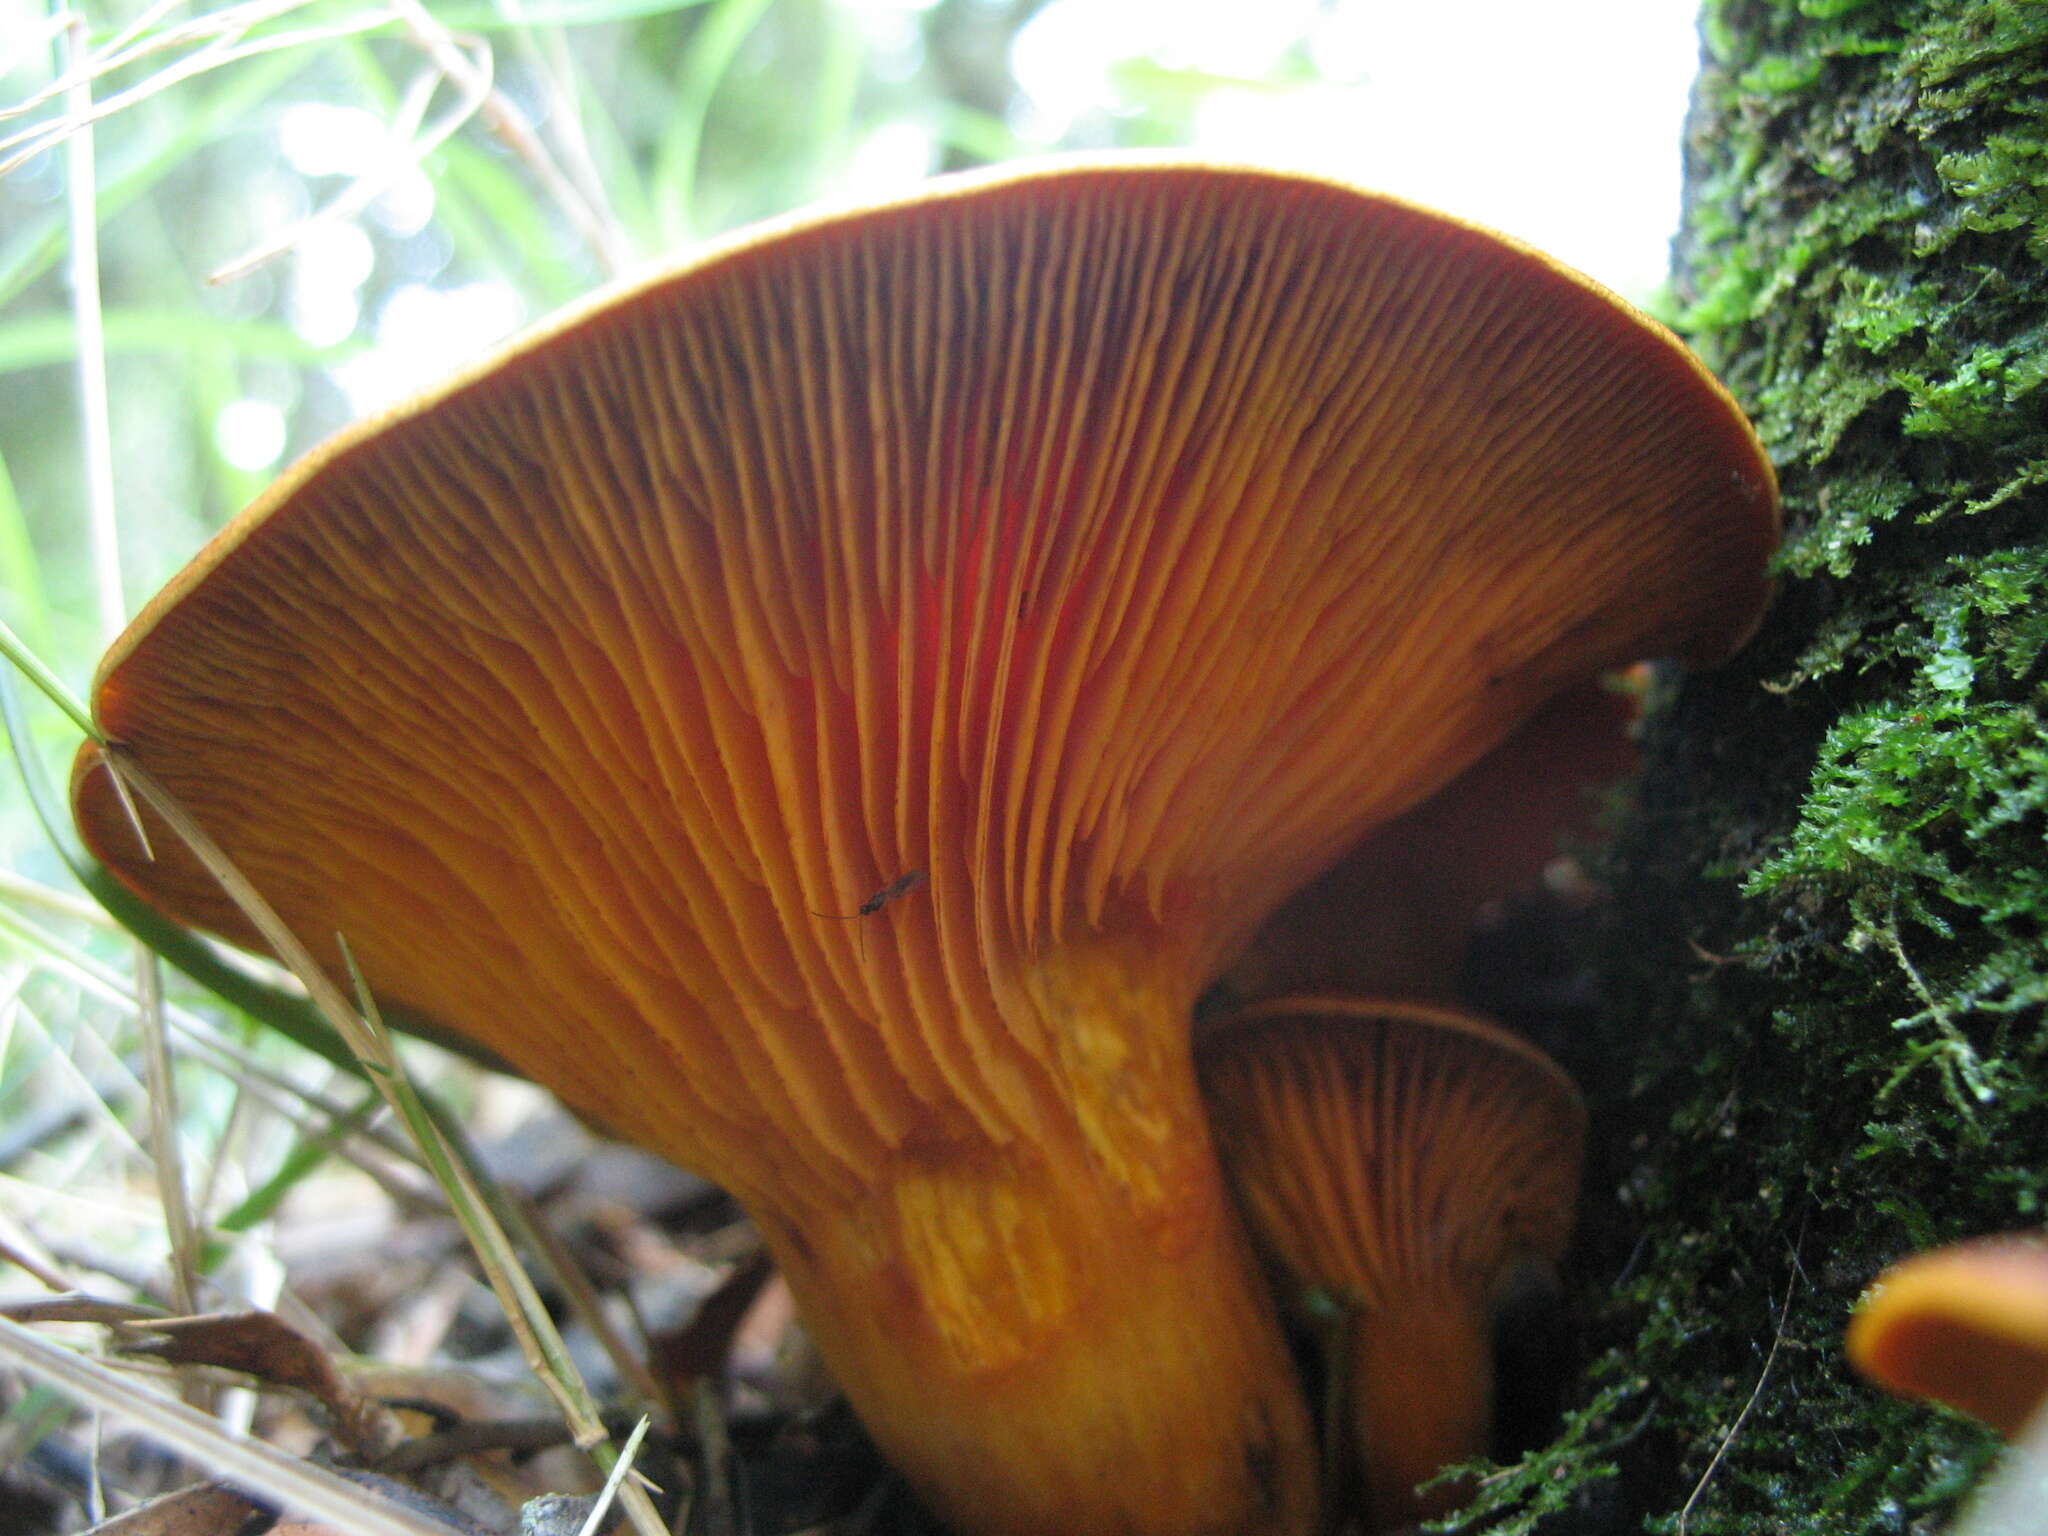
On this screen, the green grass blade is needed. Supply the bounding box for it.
[433,0,710,27]
[199,1093,381,1269]
[0,617,95,740]
[806,0,865,186]
[0,450,50,658]
[650,0,776,246]
[0,311,369,374]
[930,99,1030,166]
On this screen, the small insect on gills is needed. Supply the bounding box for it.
[809,869,928,958]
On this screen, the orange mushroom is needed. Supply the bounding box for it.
[1224,675,1643,1006]
[72,159,1775,1534]
[1847,1235,2048,1437]
[1199,996,1587,1530]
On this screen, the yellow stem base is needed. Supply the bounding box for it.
[760,1135,1318,1536]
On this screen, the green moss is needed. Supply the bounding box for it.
[1739,52,1828,94]
[1450,2,2048,1531]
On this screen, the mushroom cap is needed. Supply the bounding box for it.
[1847,1235,2048,1436]
[75,160,1773,1207]
[1198,995,1586,1310]
[1223,675,1641,1005]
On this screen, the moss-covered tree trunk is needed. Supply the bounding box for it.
[1468,5,2047,1532]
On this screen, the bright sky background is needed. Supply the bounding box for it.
[253,0,1708,446]
[1009,0,1707,300]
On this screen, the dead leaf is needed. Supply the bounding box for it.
[80,1482,267,1536]
[117,1310,397,1458]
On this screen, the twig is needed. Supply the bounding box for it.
[512,1190,672,1416]
[61,1,207,1341]
[375,1413,577,1471]
[136,945,203,1316]
[1677,1254,1803,1534]
[0,1212,74,1291]
[385,0,632,277]
[490,0,623,255]
[579,1415,655,1536]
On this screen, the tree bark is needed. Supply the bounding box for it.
[1468,5,2048,1531]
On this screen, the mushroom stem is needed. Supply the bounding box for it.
[1347,1293,1491,1527]
[750,936,1317,1535]
[768,1139,1314,1535]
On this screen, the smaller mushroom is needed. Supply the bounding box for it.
[1222,676,1641,1008]
[1198,996,1586,1530]
[1847,1234,2048,1437]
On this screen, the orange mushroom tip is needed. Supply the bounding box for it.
[1847,1235,2048,1437]
[1198,997,1587,1530]
[73,157,1770,1535]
